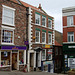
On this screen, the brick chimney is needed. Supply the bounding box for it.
[38,4,42,9]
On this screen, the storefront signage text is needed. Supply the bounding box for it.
[68,46,75,48]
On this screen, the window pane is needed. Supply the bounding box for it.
[48,19,52,28]
[67,16,73,26]
[35,31,40,42]
[42,16,46,26]
[68,32,74,42]
[35,14,40,25]
[2,30,13,43]
[3,7,14,25]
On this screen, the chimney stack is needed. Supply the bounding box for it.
[38,4,42,9]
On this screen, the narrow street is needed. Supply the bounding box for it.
[0,71,68,75]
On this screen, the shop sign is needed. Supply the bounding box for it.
[68,46,75,48]
[43,61,51,65]
[68,58,75,69]
[1,46,26,50]
[24,41,29,45]
[42,44,52,49]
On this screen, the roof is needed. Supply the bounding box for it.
[20,1,39,10]
[55,40,62,46]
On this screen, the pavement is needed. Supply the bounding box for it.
[0,71,68,75]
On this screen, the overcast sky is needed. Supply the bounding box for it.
[21,0,75,33]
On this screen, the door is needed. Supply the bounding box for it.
[36,52,40,67]
[12,53,17,70]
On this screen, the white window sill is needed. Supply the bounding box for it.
[1,43,14,45]
[35,23,40,26]
[35,42,40,44]
[42,59,46,61]
[0,65,11,67]
[2,22,15,26]
[42,25,46,27]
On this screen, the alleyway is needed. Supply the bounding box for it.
[0,71,68,75]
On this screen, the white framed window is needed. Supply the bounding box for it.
[1,26,14,45]
[35,14,40,25]
[2,5,15,26]
[42,49,46,60]
[35,31,40,43]
[42,16,46,27]
[48,33,52,44]
[67,16,73,26]
[68,32,74,42]
[48,49,52,60]
[42,32,46,43]
[48,19,52,29]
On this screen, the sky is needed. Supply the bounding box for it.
[21,0,75,33]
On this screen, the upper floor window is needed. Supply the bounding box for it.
[42,16,46,27]
[55,47,58,55]
[2,29,14,44]
[42,49,46,61]
[67,16,73,26]
[48,33,52,44]
[35,31,40,43]
[48,19,52,29]
[68,32,74,42]
[35,14,40,25]
[2,5,15,26]
[42,32,46,43]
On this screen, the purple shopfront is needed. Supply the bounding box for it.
[0,45,27,71]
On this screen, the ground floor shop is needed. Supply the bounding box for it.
[63,43,75,73]
[41,61,53,73]
[28,48,42,72]
[0,45,26,71]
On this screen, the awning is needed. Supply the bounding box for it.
[34,47,42,52]
[1,45,27,50]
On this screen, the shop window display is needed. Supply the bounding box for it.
[1,51,10,66]
[19,51,24,64]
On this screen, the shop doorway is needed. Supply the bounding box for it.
[12,53,17,70]
[36,52,40,67]
[30,53,34,71]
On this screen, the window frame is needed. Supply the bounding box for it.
[1,26,15,45]
[67,32,74,42]
[42,32,46,44]
[2,5,15,26]
[48,33,52,44]
[42,49,46,61]
[48,19,52,29]
[35,31,40,43]
[48,49,52,60]
[35,13,40,25]
[67,16,74,26]
[42,16,46,27]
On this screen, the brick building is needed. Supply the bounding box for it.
[53,30,63,73]
[0,0,27,71]
[21,1,55,72]
[62,7,75,72]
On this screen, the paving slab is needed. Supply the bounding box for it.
[0,71,68,75]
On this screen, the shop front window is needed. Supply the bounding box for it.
[42,49,46,60]
[19,51,24,64]
[1,51,10,66]
[48,49,52,60]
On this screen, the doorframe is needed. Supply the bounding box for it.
[11,50,19,70]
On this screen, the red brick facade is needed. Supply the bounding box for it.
[0,0,27,46]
